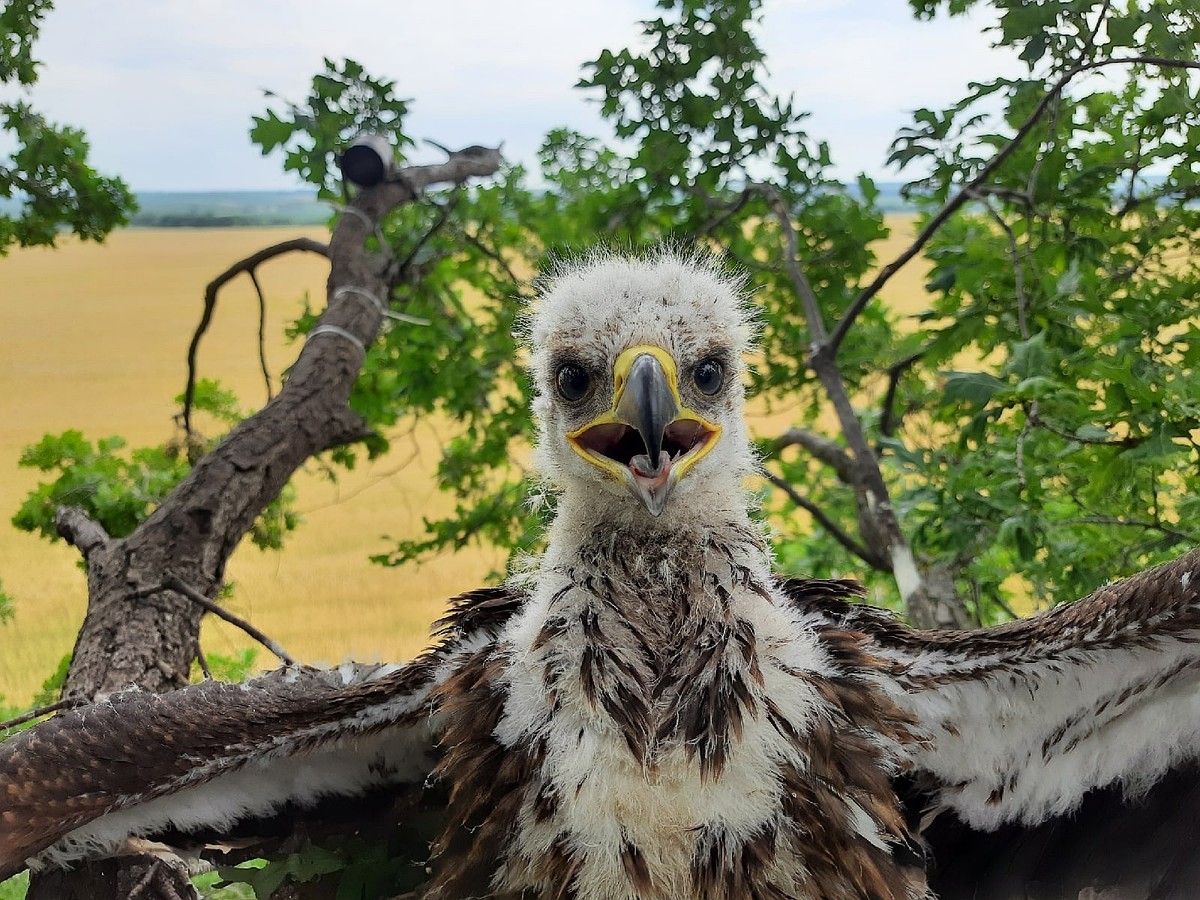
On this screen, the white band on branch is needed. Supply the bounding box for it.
[333,205,375,229]
[307,324,366,354]
[333,286,430,326]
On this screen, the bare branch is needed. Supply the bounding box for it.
[880,350,924,439]
[400,146,505,194]
[1068,516,1198,545]
[825,55,1200,358]
[0,699,83,734]
[183,237,330,434]
[135,575,296,667]
[690,185,758,240]
[762,184,827,345]
[761,470,888,570]
[248,268,274,403]
[770,428,856,484]
[54,506,111,560]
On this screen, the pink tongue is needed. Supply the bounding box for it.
[630,450,671,479]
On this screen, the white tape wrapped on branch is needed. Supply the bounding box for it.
[333,285,430,326]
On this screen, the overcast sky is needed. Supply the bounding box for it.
[7,0,1020,191]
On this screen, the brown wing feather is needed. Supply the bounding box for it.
[781,547,1200,687]
[0,585,528,880]
[783,551,1200,898]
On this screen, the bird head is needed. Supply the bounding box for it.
[529,251,756,520]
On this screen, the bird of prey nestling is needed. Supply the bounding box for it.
[3,251,1200,899]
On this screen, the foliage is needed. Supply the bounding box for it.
[0,872,27,900]
[887,0,1200,608]
[336,0,1198,618]
[251,58,413,203]
[0,0,135,253]
[11,379,299,550]
[192,648,259,684]
[214,831,435,899]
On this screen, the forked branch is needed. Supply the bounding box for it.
[182,236,330,434]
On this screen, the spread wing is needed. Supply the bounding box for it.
[0,586,524,881]
[784,547,1200,899]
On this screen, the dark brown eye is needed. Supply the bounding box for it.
[555,363,592,402]
[693,358,724,395]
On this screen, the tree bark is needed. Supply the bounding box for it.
[26,148,501,900]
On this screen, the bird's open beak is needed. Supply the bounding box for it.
[566,345,722,516]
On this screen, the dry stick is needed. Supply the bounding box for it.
[139,575,297,667]
[248,267,274,402]
[0,699,83,733]
[194,642,214,681]
[825,55,1200,358]
[182,236,330,434]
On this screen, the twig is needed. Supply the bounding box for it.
[1028,408,1139,447]
[394,193,459,285]
[136,576,296,667]
[879,350,924,439]
[760,470,886,569]
[249,268,274,403]
[972,190,1030,339]
[825,55,1200,358]
[182,237,330,434]
[0,699,83,733]
[762,184,827,345]
[1081,0,1114,59]
[1068,516,1197,544]
[769,428,856,483]
[690,185,759,239]
[194,642,213,681]
[461,228,527,290]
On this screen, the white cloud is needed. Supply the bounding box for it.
[10,0,1018,190]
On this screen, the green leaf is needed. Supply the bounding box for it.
[941,371,1007,407]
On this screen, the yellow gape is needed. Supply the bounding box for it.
[567,345,722,516]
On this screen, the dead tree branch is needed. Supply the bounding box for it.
[133,575,297,667]
[182,236,330,434]
[0,699,84,734]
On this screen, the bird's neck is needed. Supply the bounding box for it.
[505,498,780,777]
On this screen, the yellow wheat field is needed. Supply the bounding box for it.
[0,220,927,704]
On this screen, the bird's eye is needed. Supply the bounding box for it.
[555,363,592,402]
[693,358,724,396]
